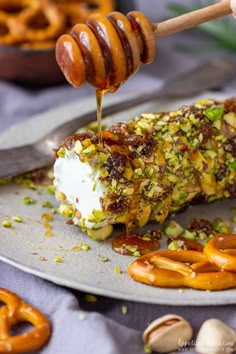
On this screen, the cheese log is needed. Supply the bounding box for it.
[53,98,236,240]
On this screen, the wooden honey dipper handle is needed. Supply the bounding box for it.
[154,0,232,38]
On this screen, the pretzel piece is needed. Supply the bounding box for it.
[0,0,39,44]
[128,250,236,291]
[204,234,236,272]
[0,288,51,353]
[56,0,115,29]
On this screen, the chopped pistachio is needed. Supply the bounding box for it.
[54,256,63,263]
[142,235,151,241]
[212,217,231,234]
[199,232,207,240]
[183,230,196,240]
[203,239,210,247]
[42,201,53,208]
[100,257,109,262]
[168,240,185,250]
[2,220,12,227]
[22,196,35,205]
[57,147,66,158]
[144,343,152,353]
[57,191,66,201]
[47,169,54,180]
[121,305,128,315]
[229,160,236,171]
[164,220,184,238]
[133,251,141,257]
[125,246,138,253]
[114,266,121,274]
[81,243,90,251]
[47,185,55,195]
[59,205,75,218]
[12,216,22,223]
[223,112,236,128]
[205,106,224,121]
[84,294,97,303]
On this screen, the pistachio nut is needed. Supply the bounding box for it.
[195,318,236,354]
[142,314,193,353]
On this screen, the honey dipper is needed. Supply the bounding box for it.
[56,0,232,91]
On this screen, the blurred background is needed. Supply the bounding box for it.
[0,0,235,132]
[0,0,235,84]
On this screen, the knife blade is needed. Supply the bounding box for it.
[0,58,235,179]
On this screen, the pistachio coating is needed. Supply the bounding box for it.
[54,98,236,236]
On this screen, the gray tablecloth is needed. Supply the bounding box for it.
[0,1,236,352]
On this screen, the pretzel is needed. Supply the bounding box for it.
[0,0,39,45]
[128,250,236,291]
[56,11,156,89]
[0,288,51,353]
[204,234,236,272]
[0,0,115,48]
[55,0,115,29]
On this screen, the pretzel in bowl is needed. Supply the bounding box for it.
[0,0,39,45]
[0,0,115,48]
[55,0,115,29]
[204,234,236,272]
[128,249,236,291]
[0,287,51,353]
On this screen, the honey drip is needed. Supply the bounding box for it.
[96,85,120,143]
[96,89,103,144]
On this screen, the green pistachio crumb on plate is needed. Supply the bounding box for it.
[22,196,35,205]
[47,185,55,195]
[114,266,121,274]
[121,305,128,315]
[81,243,90,251]
[42,201,53,208]
[144,343,152,353]
[100,257,109,262]
[12,216,22,222]
[2,220,12,227]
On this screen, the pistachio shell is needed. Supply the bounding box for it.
[143,314,193,353]
[195,318,236,354]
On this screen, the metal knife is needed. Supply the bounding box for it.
[0,58,235,179]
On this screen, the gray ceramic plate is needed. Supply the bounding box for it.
[0,92,235,305]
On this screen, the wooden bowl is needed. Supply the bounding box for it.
[0,45,65,86]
